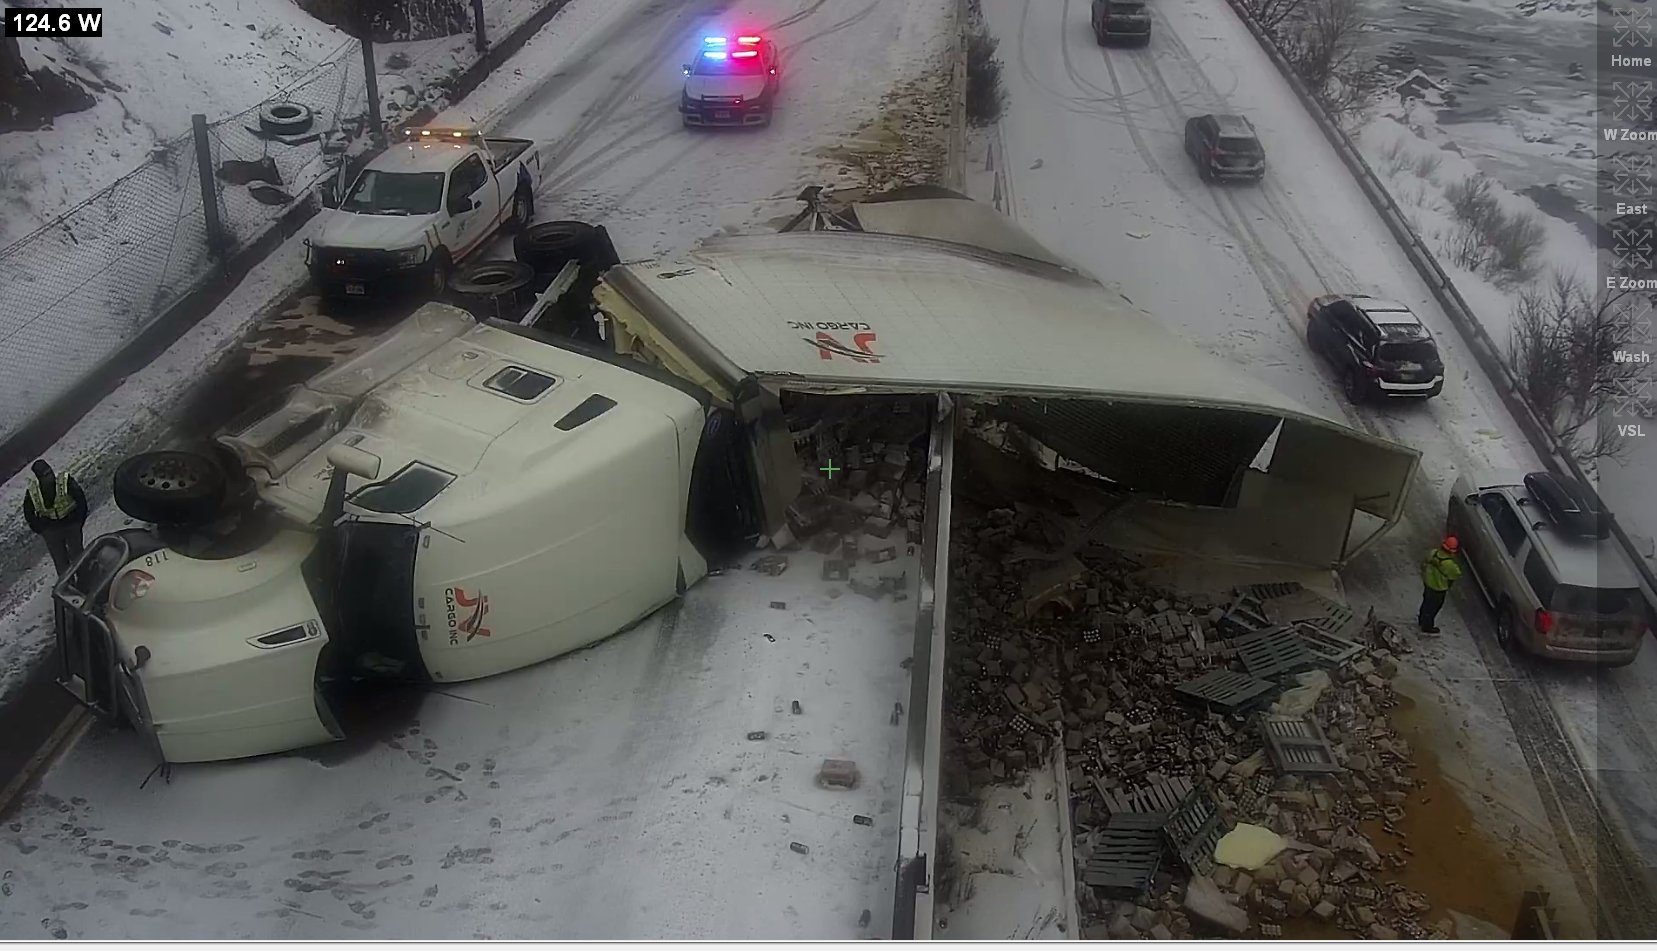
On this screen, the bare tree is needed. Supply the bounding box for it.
[1507,273,1645,462]
[1241,0,1308,32]
[1276,0,1383,125]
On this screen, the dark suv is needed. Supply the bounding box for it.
[1091,0,1151,45]
[1305,294,1445,402]
[1184,114,1265,181]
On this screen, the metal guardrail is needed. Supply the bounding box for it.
[1218,0,1657,607]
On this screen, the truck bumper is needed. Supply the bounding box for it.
[308,250,434,299]
[1375,377,1444,398]
[682,102,770,127]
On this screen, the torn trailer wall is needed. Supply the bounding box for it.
[594,201,1419,571]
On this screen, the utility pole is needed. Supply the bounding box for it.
[190,114,227,265]
[471,0,488,53]
[357,2,384,148]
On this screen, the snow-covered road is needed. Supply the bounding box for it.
[976,0,1656,933]
[0,0,951,938]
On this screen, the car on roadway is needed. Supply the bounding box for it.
[1305,294,1445,403]
[1091,0,1151,45]
[681,34,780,128]
[1184,113,1265,182]
[1447,470,1648,666]
[307,127,543,301]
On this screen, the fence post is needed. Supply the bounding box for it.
[358,34,384,147]
[471,0,488,53]
[190,113,226,264]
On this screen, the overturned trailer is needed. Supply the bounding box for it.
[38,189,1416,938]
[592,188,1420,936]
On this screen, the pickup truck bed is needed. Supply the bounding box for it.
[486,137,532,170]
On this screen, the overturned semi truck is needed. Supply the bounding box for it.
[52,187,1419,770]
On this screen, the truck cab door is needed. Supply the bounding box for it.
[444,154,491,257]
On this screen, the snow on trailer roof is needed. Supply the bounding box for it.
[603,197,1421,565]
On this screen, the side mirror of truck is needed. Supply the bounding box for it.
[1463,494,1479,506]
[327,444,382,481]
[682,64,692,75]
[318,179,340,209]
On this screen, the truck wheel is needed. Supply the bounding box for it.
[259,101,314,136]
[1343,368,1368,404]
[513,220,601,274]
[1494,601,1517,652]
[429,251,452,298]
[507,189,534,233]
[113,450,228,526]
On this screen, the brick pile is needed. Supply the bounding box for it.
[942,490,1440,940]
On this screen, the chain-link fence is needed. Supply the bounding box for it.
[0,39,367,443]
[0,0,561,447]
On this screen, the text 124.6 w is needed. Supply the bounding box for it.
[5,7,103,37]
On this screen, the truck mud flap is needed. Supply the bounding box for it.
[52,534,165,761]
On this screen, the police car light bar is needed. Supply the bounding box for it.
[731,50,758,58]
[703,50,727,59]
[703,35,726,45]
[737,35,761,43]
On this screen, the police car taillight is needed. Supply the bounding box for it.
[112,569,155,610]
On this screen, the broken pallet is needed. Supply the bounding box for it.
[1258,713,1343,775]
[1175,669,1279,714]
[1235,625,1318,682]
[1082,813,1165,896]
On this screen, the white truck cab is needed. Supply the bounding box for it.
[53,304,778,764]
[306,128,543,299]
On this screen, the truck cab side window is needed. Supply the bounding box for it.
[449,155,486,204]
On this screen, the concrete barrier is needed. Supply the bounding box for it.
[1218,0,1657,604]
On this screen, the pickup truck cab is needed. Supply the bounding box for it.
[307,128,543,300]
[52,303,780,763]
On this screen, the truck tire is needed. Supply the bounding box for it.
[113,450,228,526]
[513,220,601,275]
[506,188,534,233]
[429,249,453,298]
[451,259,536,297]
[259,101,314,136]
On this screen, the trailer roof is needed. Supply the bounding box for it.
[602,197,1421,566]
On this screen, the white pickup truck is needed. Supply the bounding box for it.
[306,128,543,300]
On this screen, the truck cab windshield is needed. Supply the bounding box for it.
[693,53,766,76]
[340,170,446,215]
[1108,2,1146,13]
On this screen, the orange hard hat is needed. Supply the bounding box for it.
[1442,536,1459,552]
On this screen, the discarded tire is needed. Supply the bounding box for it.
[113,450,228,526]
[259,101,314,136]
[513,220,603,274]
[451,260,537,322]
[451,259,536,297]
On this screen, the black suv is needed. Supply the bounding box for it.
[1091,0,1151,45]
[1306,294,1445,402]
[1184,114,1265,181]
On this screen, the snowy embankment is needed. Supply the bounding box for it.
[0,0,558,248]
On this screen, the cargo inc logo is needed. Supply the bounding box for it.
[445,587,492,644]
[789,321,882,363]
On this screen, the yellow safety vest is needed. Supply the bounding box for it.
[26,472,75,521]
[1421,548,1462,592]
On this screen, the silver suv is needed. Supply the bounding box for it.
[1447,470,1647,665]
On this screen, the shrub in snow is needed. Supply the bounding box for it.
[1506,273,1646,462]
[965,26,1005,127]
[1247,0,1383,127]
[1441,176,1544,287]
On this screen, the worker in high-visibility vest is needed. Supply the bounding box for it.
[22,459,89,575]
[1417,536,1463,634]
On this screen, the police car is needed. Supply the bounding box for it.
[680,34,780,128]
